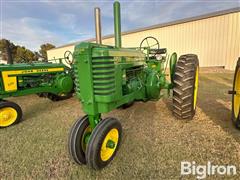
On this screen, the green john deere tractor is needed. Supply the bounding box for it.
[0,53,74,128]
[68,1,199,170]
[230,57,240,129]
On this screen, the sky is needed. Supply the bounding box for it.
[1,0,240,51]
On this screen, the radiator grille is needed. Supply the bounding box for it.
[73,65,80,96]
[92,57,115,95]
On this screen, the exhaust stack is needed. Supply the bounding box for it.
[94,7,102,44]
[114,1,122,48]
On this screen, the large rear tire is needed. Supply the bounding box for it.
[232,58,240,129]
[47,93,72,101]
[37,93,73,101]
[173,54,199,119]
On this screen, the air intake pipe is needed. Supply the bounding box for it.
[94,7,102,44]
[114,1,122,48]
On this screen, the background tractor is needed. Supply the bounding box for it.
[68,1,199,170]
[230,57,240,129]
[0,54,74,128]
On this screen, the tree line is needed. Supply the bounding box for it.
[0,39,56,63]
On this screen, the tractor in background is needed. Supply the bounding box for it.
[68,1,199,170]
[0,52,74,128]
[230,57,240,129]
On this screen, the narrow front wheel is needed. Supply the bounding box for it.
[86,117,122,170]
[68,115,92,165]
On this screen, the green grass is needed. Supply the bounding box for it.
[1,71,240,179]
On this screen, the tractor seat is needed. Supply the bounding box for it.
[149,48,167,55]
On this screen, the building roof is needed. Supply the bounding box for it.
[49,7,240,51]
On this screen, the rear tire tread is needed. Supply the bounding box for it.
[172,54,199,120]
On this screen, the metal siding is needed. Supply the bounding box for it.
[47,45,75,61]
[47,12,240,70]
[101,12,240,70]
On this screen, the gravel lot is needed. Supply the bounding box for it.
[1,71,240,179]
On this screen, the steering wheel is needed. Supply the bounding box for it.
[64,50,73,65]
[140,36,160,57]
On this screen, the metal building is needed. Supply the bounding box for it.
[47,8,240,70]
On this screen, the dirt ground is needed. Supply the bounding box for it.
[1,71,240,179]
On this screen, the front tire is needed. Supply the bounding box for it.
[232,58,240,129]
[173,54,199,119]
[0,101,22,128]
[68,115,92,165]
[86,118,122,170]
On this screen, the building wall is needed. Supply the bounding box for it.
[47,45,75,66]
[47,11,240,70]
[47,45,75,60]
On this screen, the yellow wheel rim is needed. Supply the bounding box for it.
[193,67,199,110]
[100,128,119,162]
[234,69,240,118]
[0,107,18,127]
